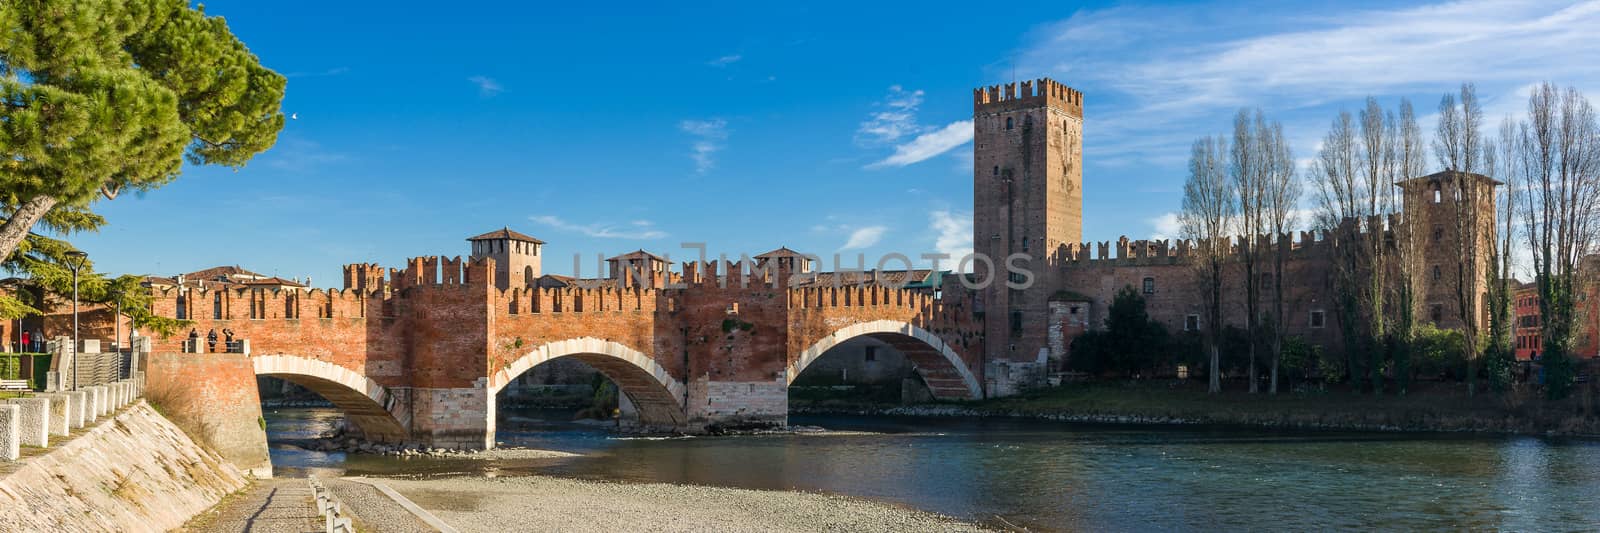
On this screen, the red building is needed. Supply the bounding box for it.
[1512,272,1600,361]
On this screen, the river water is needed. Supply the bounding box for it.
[264,407,1600,530]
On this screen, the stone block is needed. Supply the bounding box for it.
[4,398,49,447]
[85,387,103,421]
[65,390,87,428]
[35,393,71,436]
[80,339,100,354]
[0,404,17,461]
[112,383,125,407]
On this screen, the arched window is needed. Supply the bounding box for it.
[1006,117,1013,130]
[175,295,187,320]
[213,292,223,320]
[1143,277,1156,294]
[1431,182,1442,203]
[993,165,999,176]
[525,266,536,285]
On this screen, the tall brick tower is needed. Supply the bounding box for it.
[1397,170,1499,330]
[467,227,544,289]
[972,78,1084,392]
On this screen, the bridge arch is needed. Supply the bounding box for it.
[252,354,409,443]
[489,337,686,428]
[791,320,982,400]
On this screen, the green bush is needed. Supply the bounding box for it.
[1067,286,1171,378]
[1411,324,1466,380]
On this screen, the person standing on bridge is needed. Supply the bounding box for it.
[188,329,200,353]
[20,330,29,354]
[206,329,218,353]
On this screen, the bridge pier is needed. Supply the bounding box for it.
[686,376,789,431]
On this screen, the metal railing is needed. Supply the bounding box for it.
[309,477,355,533]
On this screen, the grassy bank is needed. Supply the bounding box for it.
[793,380,1600,436]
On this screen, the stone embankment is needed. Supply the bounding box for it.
[0,400,250,532]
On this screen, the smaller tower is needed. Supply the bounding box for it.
[467,227,544,289]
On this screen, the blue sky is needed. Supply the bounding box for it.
[71,0,1600,285]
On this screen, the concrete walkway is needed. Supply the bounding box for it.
[325,478,438,533]
[188,479,322,533]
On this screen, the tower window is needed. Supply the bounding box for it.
[1011,310,1023,333]
[1143,277,1156,294]
[1433,265,1442,282]
[1310,310,1326,328]
[1432,182,1442,203]
[864,346,877,363]
[993,165,999,176]
[1184,314,1199,331]
[1006,117,1013,130]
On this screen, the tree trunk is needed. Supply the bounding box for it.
[0,195,60,260]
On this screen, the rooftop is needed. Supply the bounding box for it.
[466,227,545,244]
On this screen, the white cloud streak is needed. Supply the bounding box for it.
[531,215,667,240]
[468,75,504,97]
[679,119,729,174]
[707,54,742,67]
[868,121,973,168]
[840,226,888,250]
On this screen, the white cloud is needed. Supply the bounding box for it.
[1016,1,1600,166]
[531,215,667,240]
[857,86,926,144]
[867,121,973,168]
[840,226,888,250]
[930,210,973,271]
[468,75,504,97]
[679,119,729,173]
[1149,212,1182,240]
[707,54,742,67]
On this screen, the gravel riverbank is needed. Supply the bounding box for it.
[381,475,989,532]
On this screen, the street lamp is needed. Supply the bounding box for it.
[110,289,123,355]
[65,250,88,391]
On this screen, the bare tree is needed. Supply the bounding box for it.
[1514,82,1600,399]
[1183,135,1236,394]
[1232,109,1267,393]
[1311,110,1361,385]
[1357,97,1399,393]
[1484,115,1523,391]
[1433,82,1491,396]
[1260,116,1299,394]
[1391,99,1428,394]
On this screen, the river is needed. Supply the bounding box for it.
[263,407,1600,530]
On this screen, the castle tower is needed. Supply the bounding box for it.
[972,78,1084,377]
[467,227,544,289]
[1397,170,1500,330]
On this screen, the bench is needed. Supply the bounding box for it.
[0,379,29,392]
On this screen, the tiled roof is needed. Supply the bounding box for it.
[184,265,266,280]
[754,247,809,259]
[467,227,545,244]
[607,249,666,262]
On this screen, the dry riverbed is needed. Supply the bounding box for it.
[381,475,989,532]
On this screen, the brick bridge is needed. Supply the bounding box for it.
[144,255,984,449]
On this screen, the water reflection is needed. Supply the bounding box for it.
[263,407,1600,530]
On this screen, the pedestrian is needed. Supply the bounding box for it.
[31,329,42,352]
[188,328,199,352]
[206,329,218,352]
[223,329,235,351]
[19,330,30,354]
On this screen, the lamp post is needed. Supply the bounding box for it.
[65,250,88,391]
[111,289,123,354]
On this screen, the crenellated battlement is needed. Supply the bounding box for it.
[973,77,1082,116]
[389,255,495,290]
[497,285,659,315]
[149,284,372,320]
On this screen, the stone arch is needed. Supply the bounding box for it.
[252,354,409,443]
[790,320,982,400]
[489,337,686,428]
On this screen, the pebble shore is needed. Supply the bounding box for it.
[382,475,990,532]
